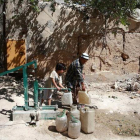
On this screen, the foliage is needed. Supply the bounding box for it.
[1,0,139,25]
[0,0,4,5]
[0,0,40,12]
[29,0,40,12]
[0,0,140,26]
[42,0,140,26]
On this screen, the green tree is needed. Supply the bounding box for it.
[67,0,140,25]
[44,0,140,25]
[1,0,139,25]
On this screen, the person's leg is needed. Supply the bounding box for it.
[73,83,81,104]
[73,86,77,104]
[47,91,53,105]
[40,90,45,106]
[47,99,51,105]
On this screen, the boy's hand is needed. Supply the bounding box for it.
[57,86,61,90]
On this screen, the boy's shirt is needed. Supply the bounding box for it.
[45,70,62,88]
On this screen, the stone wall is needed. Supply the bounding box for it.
[5,0,140,77]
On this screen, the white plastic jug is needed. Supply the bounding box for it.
[68,119,81,139]
[78,90,91,104]
[61,91,73,106]
[56,110,67,132]
[70,105,80,120]
[80,107,95,134]
[67,105,80,126]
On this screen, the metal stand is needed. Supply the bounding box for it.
[0,61,59,121]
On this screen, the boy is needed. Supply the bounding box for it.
[41,63,66,105]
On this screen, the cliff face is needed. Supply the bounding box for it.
[5,0,140,77]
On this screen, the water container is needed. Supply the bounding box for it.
[80,107,95,134]
[70,105,80,120]
[56,110,67,132]
[61,91,73,106]
[67,105,80,126]
[78,90,91,104]
[68,119,81,139]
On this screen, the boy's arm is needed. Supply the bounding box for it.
[51,78,61,90]
[59,83,65,89]
[58,76,65,89]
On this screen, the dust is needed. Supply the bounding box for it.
[96,110,140,136]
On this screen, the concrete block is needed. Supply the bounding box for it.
[39,110,59,120]
[12,110,59,122]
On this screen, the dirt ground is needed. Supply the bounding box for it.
[0,72,140,140]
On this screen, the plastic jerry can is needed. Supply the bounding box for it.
[78,90,91,104]
[80,107,95,134]
[68,118,81,139]
[56,110,67,132]
[67,105,80,126]
[61,91,73,106]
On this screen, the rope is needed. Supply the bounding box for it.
[57,109,65,118]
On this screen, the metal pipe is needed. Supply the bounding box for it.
[38,87,71,91]
[34,80,38,109]
[0,60,37,76]
[23,66,28,110]
[0,60,37,111]
[2,0,7,71]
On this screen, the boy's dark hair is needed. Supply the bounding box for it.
[56,63,66,71]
